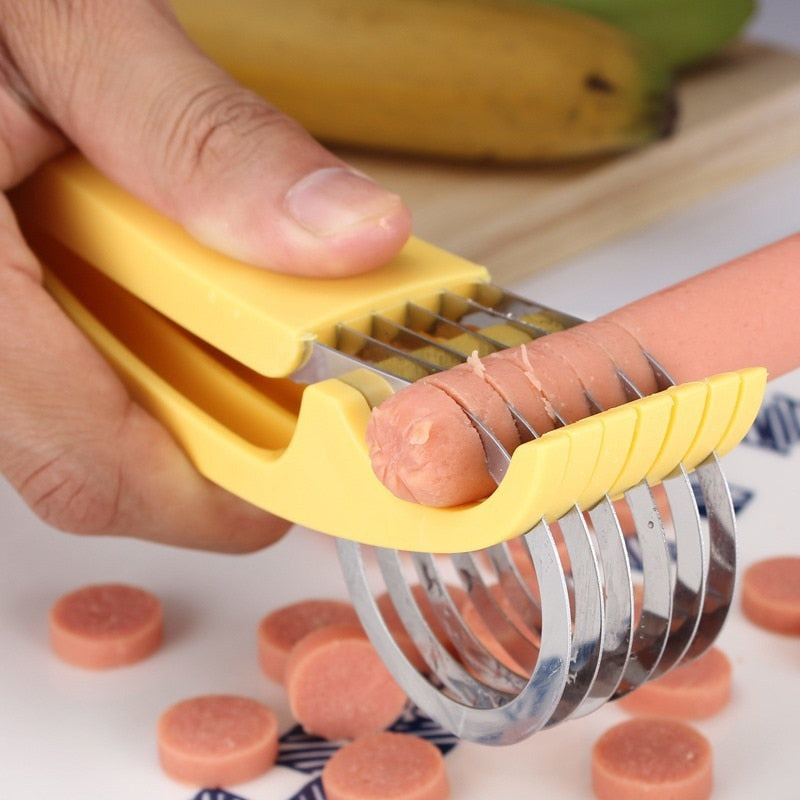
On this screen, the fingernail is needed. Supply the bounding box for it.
[284,166,402,237]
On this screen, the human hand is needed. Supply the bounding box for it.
[0,0,412,551]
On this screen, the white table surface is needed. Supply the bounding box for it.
[2,4,799,798]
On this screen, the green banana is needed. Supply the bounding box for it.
[170,0,676,163]
[517,0,756,70]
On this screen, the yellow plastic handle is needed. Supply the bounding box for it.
[14,153,767,553]
[10,151,489,377]
[40,245,765,553]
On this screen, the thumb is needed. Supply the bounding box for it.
[6,0,411,277]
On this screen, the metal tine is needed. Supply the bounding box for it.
[581,364,674,696]
[482,509,609,729]
[519,379,625,717]
[680,453,736,662]
[640,353,734,670]
[506,405,539,446]
[330,296,729,741]
[406,300,524,346]
[437,492,604,726]
[449,551,540,674]
[468,415,516,486]
[615,363,707,673]
[599,361,707,693]
[339,520,574,745]
[486,521,574,743]
[409,552,530,693]
[484,507,608,723]
[568,359,707,714]
[644,351,678,391]
[337,324,451,380]
[613,483,673,695]
[649,467,707,677]
[376,548,516,708]
[404,301,527,354]
[573,496,634,715]
[485,541,543,639]
[291,340,411,393]
[337,541,517,716]
[538,384,603,429]
[440,285,584,334]
[563,363,665,714]
[368,314,477,369]
[544,505,607,724]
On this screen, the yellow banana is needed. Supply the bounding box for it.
[169,0,676,163]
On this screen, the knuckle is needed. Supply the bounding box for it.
[18,452,121,536]
[158,82,291,178]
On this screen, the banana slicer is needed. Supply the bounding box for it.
[11,151,765,744]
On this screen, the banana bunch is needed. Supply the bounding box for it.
[524,0,756,71]
[170,0,676,163]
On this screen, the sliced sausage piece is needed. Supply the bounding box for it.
[321,731,449,800]
[157,694,278,786]
[422,363,520,453]
[367,380,494,507]
[617,647,732,719]
[535,328,629,411]
[285,623,407,740]
[591,718,713,800]
[474,352,554,435]
[367,234,800,507]
[741,556,800,635]
[49,583,162,669]
[571,318,659,397]
[492,338,592,423]
[257,598,361,684]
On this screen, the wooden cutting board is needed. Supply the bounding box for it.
[345,41,800,285]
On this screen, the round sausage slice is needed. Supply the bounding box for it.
[157,694,278,786]
[257,598,361,684]
[285,623,407,740]
[49,583,163,669]
[741,556,800,635]
[617,647,732,719]
[321,731,449,800]
[591,718,713,800]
